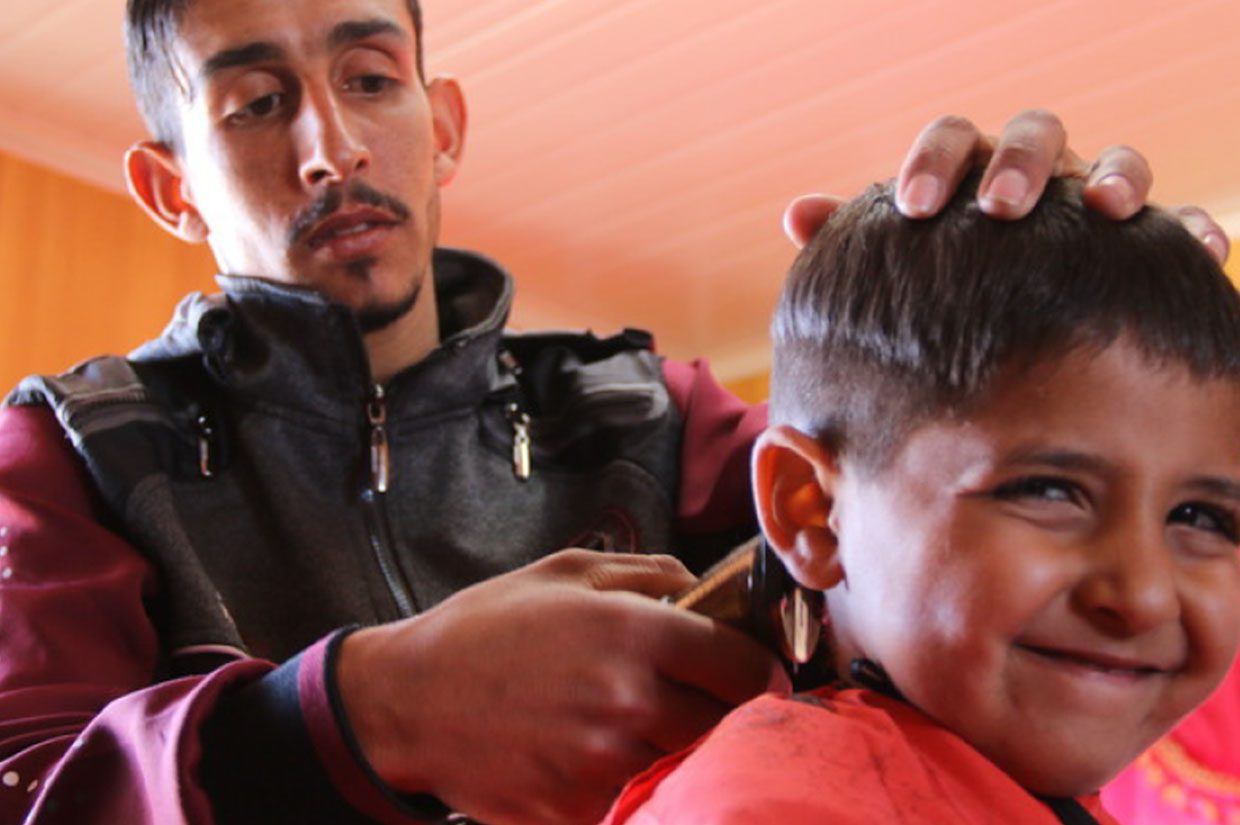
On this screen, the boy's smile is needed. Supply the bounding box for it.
[822,340,1240,796]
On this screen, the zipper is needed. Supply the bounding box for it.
[508,402,532,481]
[196,414,216,478]
[361,384,415,617]
[499,350,533,482]
[366,385,391,493]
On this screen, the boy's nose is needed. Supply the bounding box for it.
[1072,524,1180,637]
[297,93,371,188]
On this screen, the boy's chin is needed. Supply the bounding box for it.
[1001,752,1129,800]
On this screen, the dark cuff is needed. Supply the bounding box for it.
[310,629,453,822]
[200,629,449,824]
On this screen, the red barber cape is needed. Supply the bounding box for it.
[603,687,1118,825]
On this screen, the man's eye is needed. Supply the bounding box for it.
[227,92,285,124]
[1168,502,1239,544]
[992,476,1081,505]
[348,75,394,94]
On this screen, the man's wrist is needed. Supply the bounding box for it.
[326,625,450,819]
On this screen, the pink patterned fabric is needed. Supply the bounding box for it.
[1103,656,1240,825]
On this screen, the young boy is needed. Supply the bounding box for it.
[603,173,1240,824]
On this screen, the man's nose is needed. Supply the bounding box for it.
[1072,520,1180,637]
[296,90,371,188]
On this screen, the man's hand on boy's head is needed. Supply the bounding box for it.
[1165,204,1231,263]
[783,109,1231,265]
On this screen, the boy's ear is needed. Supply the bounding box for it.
[124,141,208,244]
[426,77,467,186]
[752,425,845,591]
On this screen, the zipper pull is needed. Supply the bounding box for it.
[196,414,215,478]
[367,385,390,493]
[508,402,532,481]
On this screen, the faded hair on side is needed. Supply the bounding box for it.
[770,170,1240,472]
[123,0,425,151]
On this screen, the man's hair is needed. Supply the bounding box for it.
[771,171,1240,472]
[123,0,425,151]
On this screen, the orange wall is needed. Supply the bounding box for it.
[0,149,216,392]
[722,371,770,404]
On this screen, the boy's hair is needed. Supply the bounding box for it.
[771,171,1240,471]
[124,0,425,152]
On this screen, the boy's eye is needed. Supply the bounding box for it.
[992,476,1082,505]
[1168,502,1239,544]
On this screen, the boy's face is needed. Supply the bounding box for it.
[826,341,1240,796]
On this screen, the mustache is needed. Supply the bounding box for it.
[288,181,412,246]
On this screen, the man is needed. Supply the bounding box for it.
[0,0,1225,824]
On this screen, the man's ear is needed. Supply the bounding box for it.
[426,77,467,186]
[124,141,208,244]
[752,425,845,591]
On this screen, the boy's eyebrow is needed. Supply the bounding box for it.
[1003,447,1240,502]
[327,18,408,50]
[1184,476,1240,503]
[1001,447,1112,475]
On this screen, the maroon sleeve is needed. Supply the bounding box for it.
[0,405,446,824]
[662,359,768,535]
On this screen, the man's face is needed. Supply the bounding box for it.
[165,0,458,328]
[827,341,1240,796]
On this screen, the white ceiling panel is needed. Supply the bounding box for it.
[1,0,1237,378]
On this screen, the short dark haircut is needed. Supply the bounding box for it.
[771,171,1240,472]
[124,0,425,151]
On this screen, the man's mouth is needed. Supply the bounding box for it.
[305,208,401,250]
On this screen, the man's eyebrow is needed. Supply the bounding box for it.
[200,42,285,85]
[328,19,408,50]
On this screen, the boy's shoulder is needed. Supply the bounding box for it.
[605,687,1118,825]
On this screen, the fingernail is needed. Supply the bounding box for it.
[898,173,943,218]
[981,169,1030,213]
[1093,174,1137,213]
[1202,232,1228,263]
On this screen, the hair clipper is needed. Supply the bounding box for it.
[670,536,825,671]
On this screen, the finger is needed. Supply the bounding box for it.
[783,194,845,248]
[978,108,1068,219]
[1167,204,1231,264]
[638,679,733,754]
[533,731,663,825]
[896,114,989,218]
[543,549,695,597]
[1080,144,1153,220]
[559,730,664,797]
[648,609,790,705]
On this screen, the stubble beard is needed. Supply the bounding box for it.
[351,190,440,335]
[350,257,423,334]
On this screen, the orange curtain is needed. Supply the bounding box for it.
[0,149,216,392]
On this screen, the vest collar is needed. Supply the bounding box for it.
[130,247,515,422]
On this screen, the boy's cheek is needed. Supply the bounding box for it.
[1183,564,1240,686]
